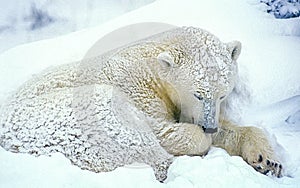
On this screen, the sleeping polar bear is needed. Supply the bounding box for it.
[0,26,282,181]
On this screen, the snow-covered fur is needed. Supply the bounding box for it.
[0,27,282,181]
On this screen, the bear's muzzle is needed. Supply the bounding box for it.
[200,99,218,133]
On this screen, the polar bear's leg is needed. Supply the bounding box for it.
[155,122,212,156]
[212,120,282,177]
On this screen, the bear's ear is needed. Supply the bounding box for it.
[227,41,242,61]
[157,51,175,67]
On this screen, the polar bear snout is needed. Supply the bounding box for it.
[202,126,218,133]
[200,99,219,133]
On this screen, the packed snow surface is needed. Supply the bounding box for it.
[0,0,300,187]
[0,0,155,53]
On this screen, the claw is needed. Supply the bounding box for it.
[252,157,283,178]
[263,170,270,175]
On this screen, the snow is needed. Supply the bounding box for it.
[0,0,300,187]
[0,147,298,188]
[260,0,300,19]
[0,0,155,53]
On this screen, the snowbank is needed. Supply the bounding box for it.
[0,0,155,53]
[2,147,297,188]
[0,0,300,187]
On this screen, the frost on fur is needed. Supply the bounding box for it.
[0,26,282,181]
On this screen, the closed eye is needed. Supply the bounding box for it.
[220,95,226,100]
[194,93,203,101]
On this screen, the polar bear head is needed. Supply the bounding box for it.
[157,27,241,133]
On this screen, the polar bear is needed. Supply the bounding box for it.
[0,26,282,181]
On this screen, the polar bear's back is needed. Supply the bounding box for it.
[0,83,172,174]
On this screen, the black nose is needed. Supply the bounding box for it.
[202,126,218,133]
